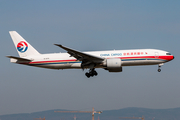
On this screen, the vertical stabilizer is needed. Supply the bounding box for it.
[9,31,40,57]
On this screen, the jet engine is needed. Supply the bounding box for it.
[103,58,122,72]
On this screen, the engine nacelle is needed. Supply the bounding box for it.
[103,58,122,72]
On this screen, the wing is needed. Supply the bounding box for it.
[54,44,104,64]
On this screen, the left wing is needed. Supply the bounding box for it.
[54,44,104,64]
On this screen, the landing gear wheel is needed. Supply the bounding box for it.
[89,72,94,77]
[85,72,90,78]
[93,71,98,76]
[158,69,161,72]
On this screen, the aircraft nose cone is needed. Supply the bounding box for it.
[167,55,174,61]
[170,55,175,61]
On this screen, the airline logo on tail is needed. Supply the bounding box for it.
[17,41,28,53]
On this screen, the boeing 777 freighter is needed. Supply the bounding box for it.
[7,31,174,78]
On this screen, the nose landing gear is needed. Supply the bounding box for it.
[158,63,163,72]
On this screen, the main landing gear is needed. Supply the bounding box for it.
[85,68,98,78]
[158,63,163,72]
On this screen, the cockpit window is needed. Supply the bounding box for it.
[166,53,171,55]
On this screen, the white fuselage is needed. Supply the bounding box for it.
[12,49,174,70]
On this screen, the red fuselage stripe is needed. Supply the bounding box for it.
[26,55,174,64]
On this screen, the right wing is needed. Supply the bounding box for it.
[54,44,104,61]
[54,44,104,67]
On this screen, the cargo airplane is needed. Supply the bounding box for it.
[7,31,174,78]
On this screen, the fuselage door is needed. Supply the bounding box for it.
[155,52,159,58]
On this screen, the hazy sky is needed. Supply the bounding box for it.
[1,0,180,115]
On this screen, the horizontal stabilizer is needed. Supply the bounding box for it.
[6,56,32,61]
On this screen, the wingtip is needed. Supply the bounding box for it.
[54,44,62,47]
